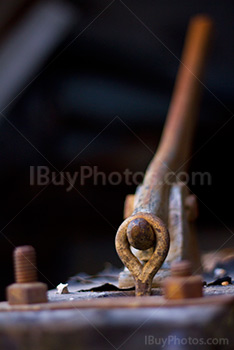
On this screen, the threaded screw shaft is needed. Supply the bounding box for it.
[171,260,192,277]
[14,245,37,283]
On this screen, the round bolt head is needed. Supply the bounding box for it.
[127,218,155,250]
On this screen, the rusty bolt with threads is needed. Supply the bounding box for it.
[7,245,48,305]
[163,260,203,299]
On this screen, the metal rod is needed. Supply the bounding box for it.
[134,15,214,221]
[115,15,214,296]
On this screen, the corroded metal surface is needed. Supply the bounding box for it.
[118,183,202,289]
[127,218,155,250]
[123,194,135,219]
[7,246,48,305]
[163,260,203,299]
[0,303,233,350]
[116,212,170,296]
[1,267,234,350]
[115,16,213,295]
[14,246,37,283]
[166,183,201,271]
[1,287,234,311]
[1,281,234,350]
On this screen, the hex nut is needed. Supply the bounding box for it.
[7,282,48,305]
[163,260,203,299]
[163,275,203,299]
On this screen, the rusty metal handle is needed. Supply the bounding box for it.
[134,15,214,222]
[115,15,214,296]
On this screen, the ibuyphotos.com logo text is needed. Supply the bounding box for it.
[30,166,212,192]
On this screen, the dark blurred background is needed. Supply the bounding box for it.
[0,0,233,300]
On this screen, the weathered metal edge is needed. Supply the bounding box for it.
[0,294,234,312]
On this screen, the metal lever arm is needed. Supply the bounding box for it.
[115,15,214,296]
